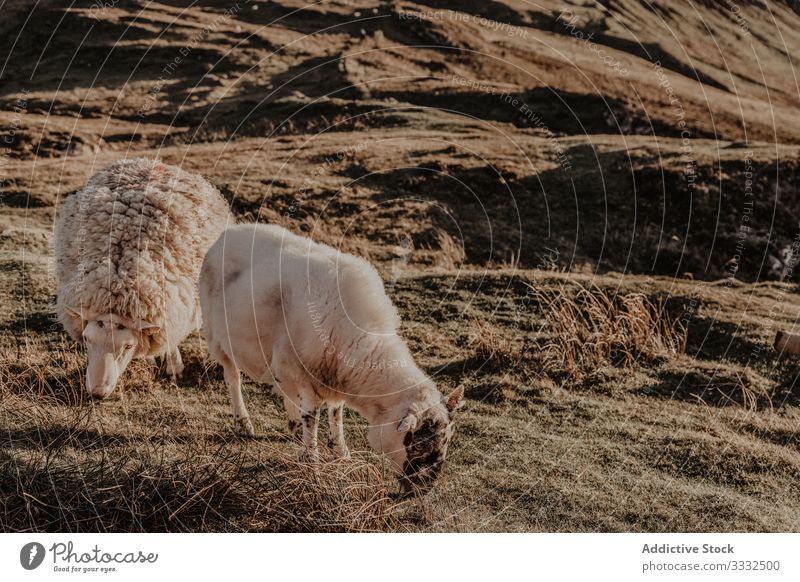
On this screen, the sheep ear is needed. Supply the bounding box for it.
[397,413,418,433]
[446,386,465,414]
[64,305,84,319]
[135,320,160,335]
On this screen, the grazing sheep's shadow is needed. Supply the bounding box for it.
[640,368,775,410]
[683,317,772,368]
[0,423,290,453]
[9,311,59,334]
[1,426,123,451]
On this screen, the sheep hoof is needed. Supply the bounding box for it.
[234,416,255,437]
[327,439,350,459]
[300,448,321,464]
[287,419,302,439]
[164,349,184,380]
[168,364,184,380]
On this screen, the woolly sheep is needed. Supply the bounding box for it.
[199,223,464,496]
[54,158,232,398]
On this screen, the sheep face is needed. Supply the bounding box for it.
[369,386,464,496]
[80,313,156,398]
[398,412,455,496]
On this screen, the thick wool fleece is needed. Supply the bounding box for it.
[54,158,232,356]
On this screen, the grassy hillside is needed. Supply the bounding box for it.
[2,0,800,531]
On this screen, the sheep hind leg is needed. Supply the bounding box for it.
[216,350,253,437]
[165,347,184,380]
[327,402,350,458]
[280,389,302,440]
[298,390,322,463]
[271,343,318,459]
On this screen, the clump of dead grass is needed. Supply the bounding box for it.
[256,456,401,532]
[0,338,88,404]
[462,318,521,372]
[534,283,686,379]
[696,368,773,411]
[431,230,466,269]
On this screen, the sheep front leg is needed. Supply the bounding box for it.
[165,347,184,379]
[327,401,350,458]
[217,351,253,437]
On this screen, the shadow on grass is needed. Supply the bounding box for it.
[0,436,401,532]
[641,368,776,410]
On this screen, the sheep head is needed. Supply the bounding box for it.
[369,385,464,497]
[65,306,159,398]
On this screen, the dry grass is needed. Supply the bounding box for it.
[262,457,399,532]
[0,339,89,405]
[0,339,161,405]
[650,363,775,411]
[0,343,403,533]
[0,389,403,532]
[703,371,771,411]
[534,283,686,379]
[3,273,800,532]
[464,318,520,371]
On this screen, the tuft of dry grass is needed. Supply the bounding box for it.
[256,456,401,532]
[0,339,89,405]
[465,318,519,370]
[705,370,771,411]
[534,283,686,379]
[431,230,466,270]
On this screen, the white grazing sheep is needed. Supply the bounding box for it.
[199,223,464,495]
[54,158,232,398]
